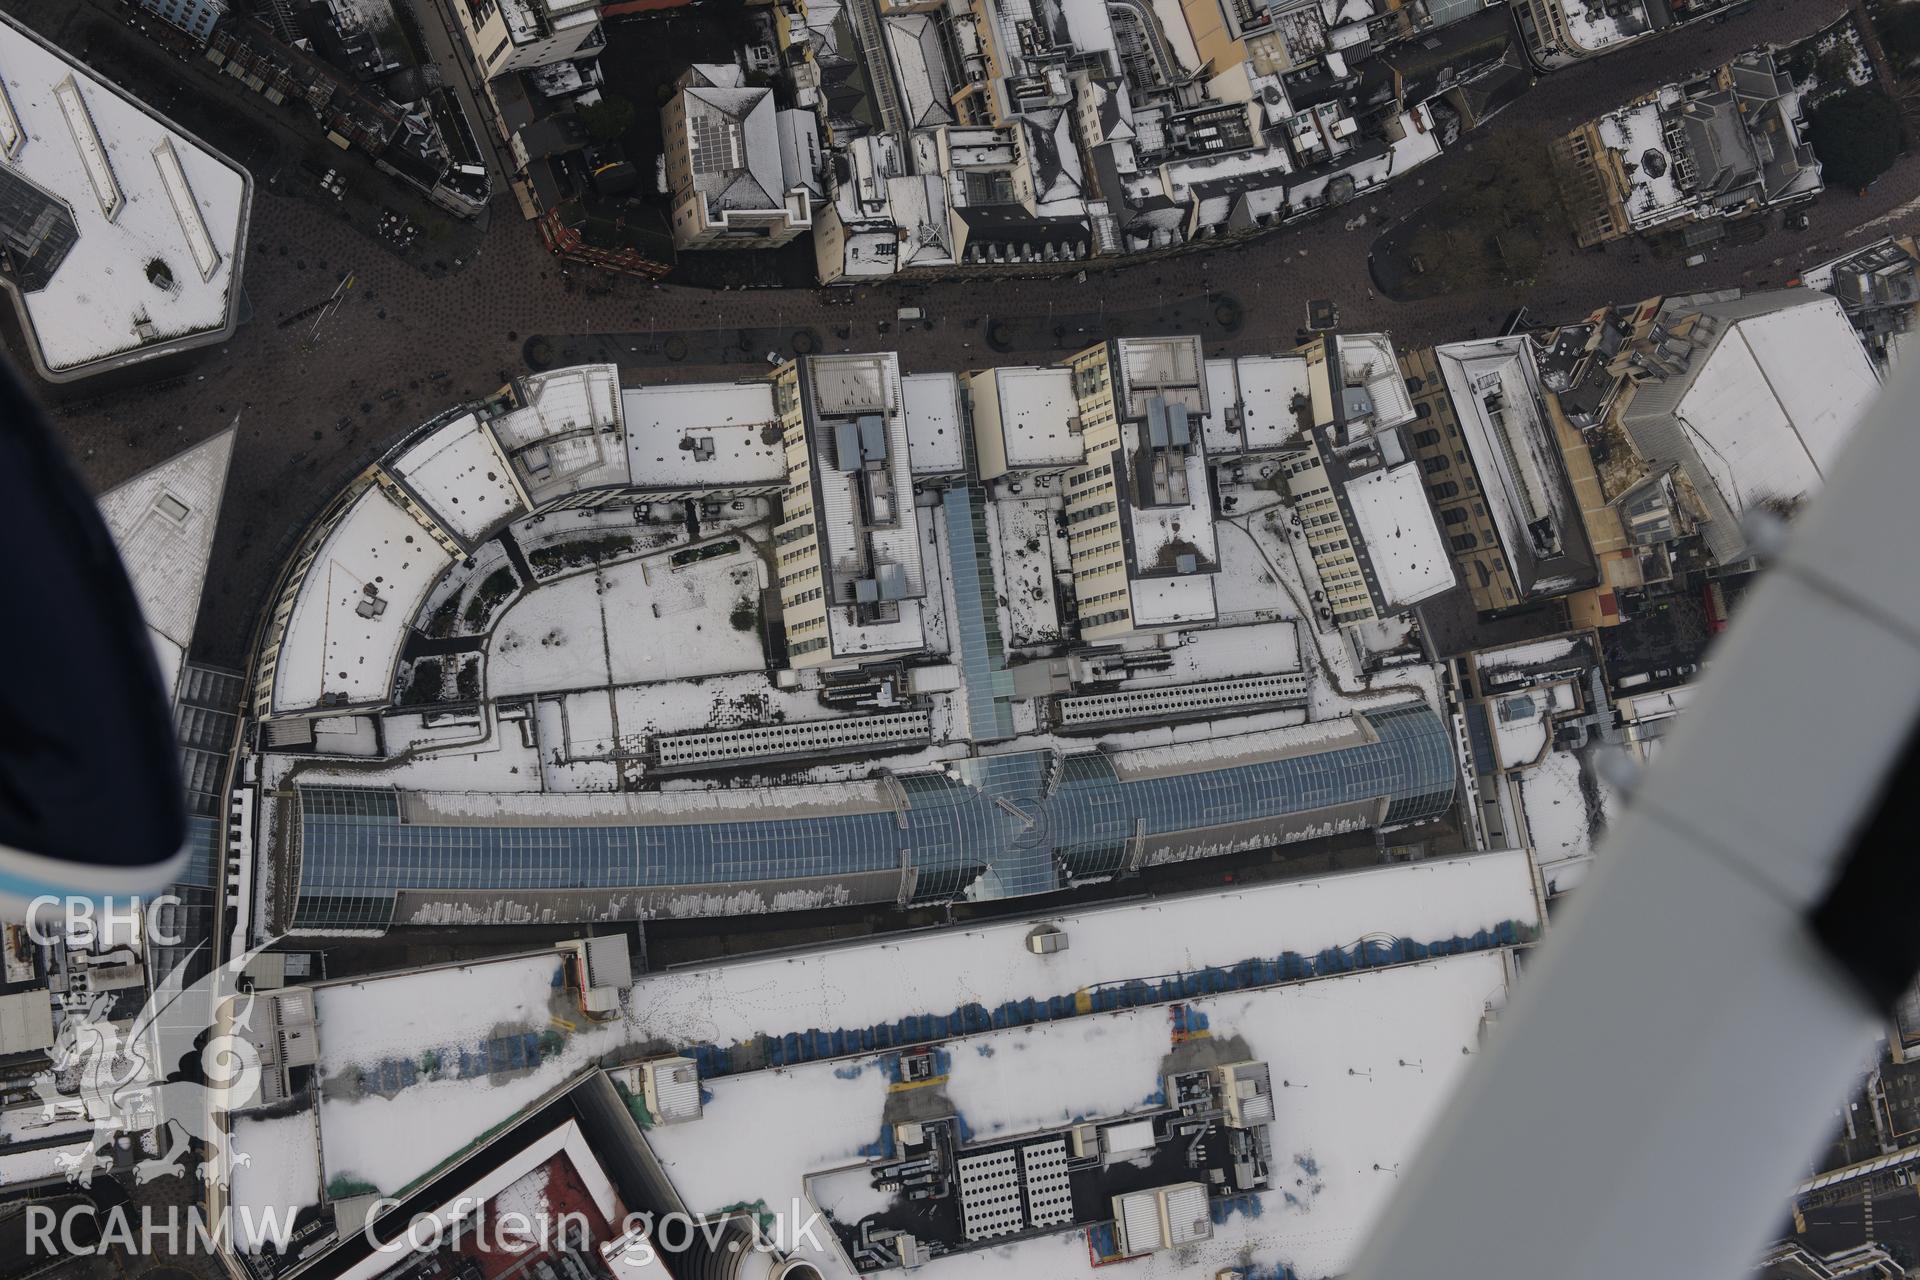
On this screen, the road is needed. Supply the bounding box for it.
[1797,1188,1920,1263]
[9,0,1917,670]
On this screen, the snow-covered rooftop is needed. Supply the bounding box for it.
[1129,572,1219,628]
[303,851,1537,1198]
[96,427,234,704]
[491,366,629,506]
[389,414,528,546]
[1231,354,1314,451]
[1120,417,1218,576]
[1338,333,1416,433]
[803,353,930,657]
[1471,634,1591,682]
[1343,462,1454,609]
[902,371,968,475]
[498,0,599,44]
[1559,0,1651,53]
[1517,745,1617,896]
[1597,95,1687,228]
[620,381,786,489]
[484,541,767,695]
[0,13,249,378]
[984,366,1083,468]
[271,483,453,714]
[227,1113,323,1251]
[884,12,955,129]
[1490,689,1549,769]
[649,949,1514,1280]
[1665,292,1878,520]
[677,70,787,219]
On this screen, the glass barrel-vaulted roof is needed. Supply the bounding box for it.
[289,702,1458,930]
[941,486,1018,742]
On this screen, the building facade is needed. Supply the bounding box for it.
[455,0,603,78]
[134,0,226,42]
[1400,347,1519,614]
[1284,334,1454,626]
[1061,337,1220,642]
[1553,51,1820,248]
[662,65,814,250]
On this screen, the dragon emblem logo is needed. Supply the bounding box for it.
[31,939,279,1188]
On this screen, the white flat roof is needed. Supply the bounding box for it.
[808,354,928,653]
[0,14,247,374]
[903,371,967,474]
[1340,333,1415,432]
[271,485,452,714]
[227,1113,323,1251]
[650,949,1514,1280]
[1198,357,1243,454]
[632,846,1537,1044]
[621,382,785,489]
[992,366,1082,467]
[304,853,1538,1197]
[1234,354,1313,449]
[1344,461,1454,609]
[96,426,234,704]
[1129,571,1218,628]
[827,596,927,658]
[1677,294,1879,517]
[0,1142,84,1189]
[390,414,527,545]
[1108,710,1374,779]
[492,366,630,504]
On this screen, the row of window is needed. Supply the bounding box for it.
[1323,565,1365,589]
[1067,463,1113,492]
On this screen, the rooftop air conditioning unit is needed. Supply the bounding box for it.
[1112,1182,1212,1255]
[558,934,631,1019]
[640,1055,703,1125]
[1026,924,1068,954]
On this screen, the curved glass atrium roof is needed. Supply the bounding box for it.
[289,702,1457,930]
